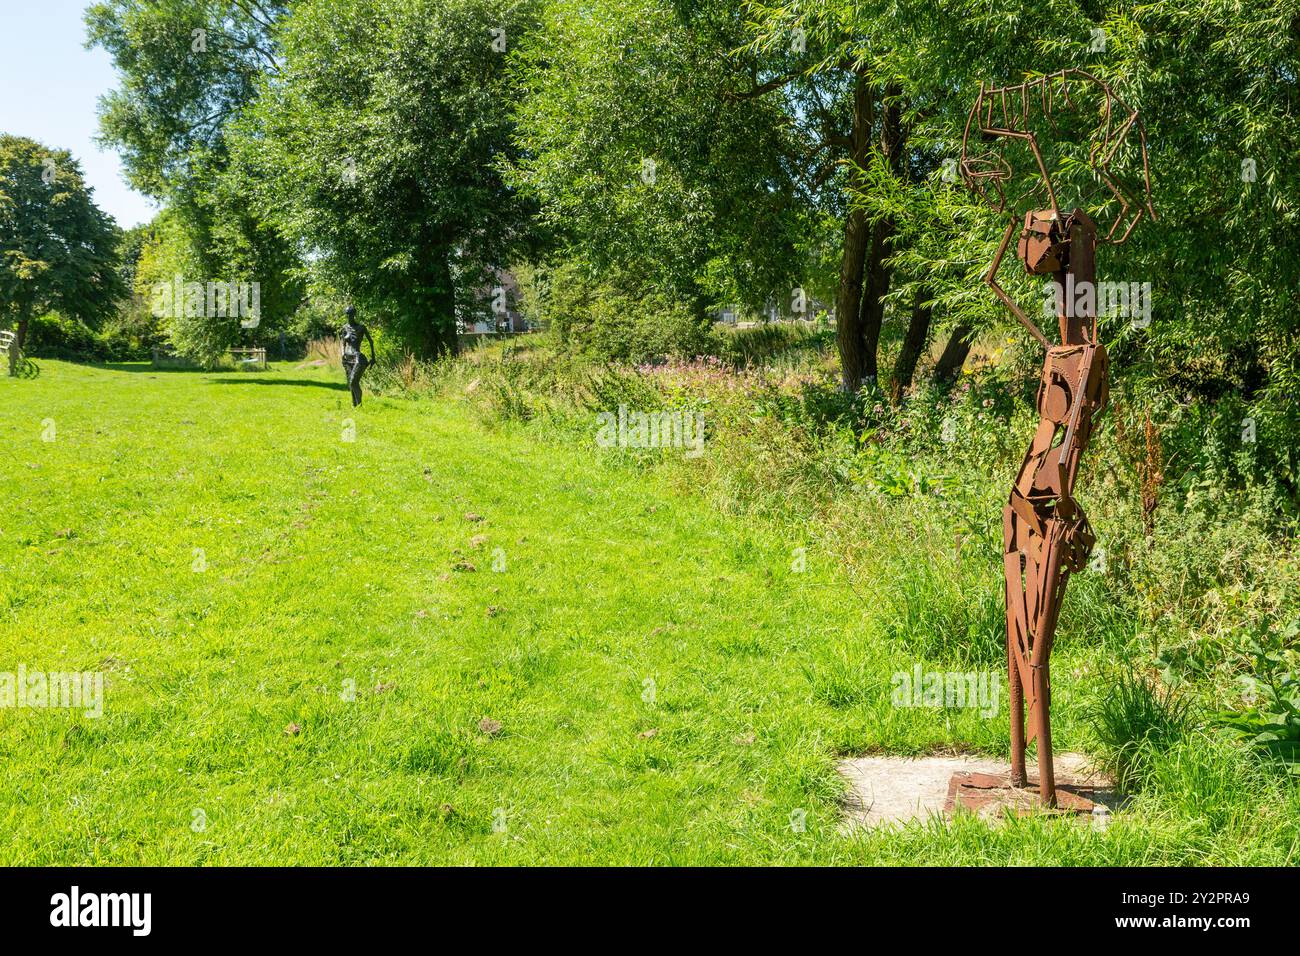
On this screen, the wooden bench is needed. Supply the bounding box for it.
[0,330,18,377]
[229,347,267,370]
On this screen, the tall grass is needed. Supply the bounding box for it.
[1086,668,1194,793]
[718,322,836,371]
[305,336,342,368]
[873,557,1006,666]
[428,330,1300,791]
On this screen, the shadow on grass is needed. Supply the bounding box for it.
[84,362,347,391]
[14,358,41,379]
[94,362,209,374]
[95,362,306,373]
[208,377,348,392]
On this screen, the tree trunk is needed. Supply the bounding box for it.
[834,73,875,393]
[890,292,932,401]
[415,250,459,358]
[836,206,872,392]
[857,217,895,383]
[429,316,458,357]
[14,301,32,353]
[854,84,903,387]
[934,322,974,383]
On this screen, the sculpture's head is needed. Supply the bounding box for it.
[960,69,1155,244]
[344,305,357,322]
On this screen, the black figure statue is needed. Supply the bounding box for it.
[340,305,375,408]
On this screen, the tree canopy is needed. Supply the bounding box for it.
[0,134,125,351]
[88,0,302,362]
[233,0,541,356]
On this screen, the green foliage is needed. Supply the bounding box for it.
[851,442,947,499]
[1212,620,1300,775]
[23,312,104,361]
[744,0,1300,472]
[88,1,305,362]
[1096,1,1300,439]
[129,209,225,364]
[528,261,720,363]
[234,0,540,357]
[86,0,284,198]
[85,0,1300,461]
[510,0,806,315]
[718,323,836,371]
[0,135,126,345]
[288,295,348,347]
[22,311,154,363]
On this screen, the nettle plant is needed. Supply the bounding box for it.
[1213,619,1300,776]
[851,440,949,499]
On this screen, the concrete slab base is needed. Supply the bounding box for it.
[838,752,1117,830]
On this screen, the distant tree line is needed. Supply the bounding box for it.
[1,0,1295,483]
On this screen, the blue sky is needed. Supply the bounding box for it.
[1,0,158,228]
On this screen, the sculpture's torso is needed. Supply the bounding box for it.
[341,322,366,358]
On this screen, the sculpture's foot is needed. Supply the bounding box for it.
[945,771,1106,818]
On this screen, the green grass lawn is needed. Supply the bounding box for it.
[0,361,1294,864]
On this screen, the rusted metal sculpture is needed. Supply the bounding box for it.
[956,71,1155,810]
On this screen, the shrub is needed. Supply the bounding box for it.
[23,312,101,360]
[530,261,720,363]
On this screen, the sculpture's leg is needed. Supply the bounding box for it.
[1029,521,1073,808]
[1003,506,1028,787]
[1005,517,1064,806]
[1008,626,1028,787]
[348,355,368,407]
[1032,664,1056,807]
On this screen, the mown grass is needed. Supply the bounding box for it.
[0,360,1295,864]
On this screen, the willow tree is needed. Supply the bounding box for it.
[233,0,541,357]
[508,0,806,326]
[88,0,303,361]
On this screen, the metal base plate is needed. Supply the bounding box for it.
[945,771,1106,818]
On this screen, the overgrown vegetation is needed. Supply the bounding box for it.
[385,322,1300,807]
[1086,669,1194,793]
[54,0,1299,461]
